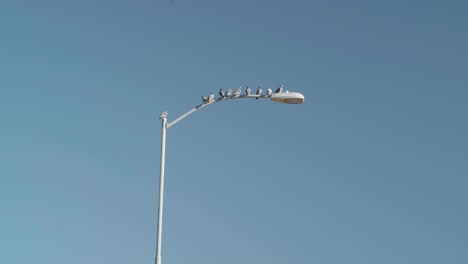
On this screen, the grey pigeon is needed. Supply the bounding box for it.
[225,88,232,97]
[245,86,251,95]
[274,84,283,94]
[202,96,208,103]
[266,88,272,96]
[233,86,242,97]
[256,85,262,100]
[219,88,225,97]
[159,111,168,119]
[208,92,215,102]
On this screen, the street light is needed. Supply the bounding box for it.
[155,86,304,264]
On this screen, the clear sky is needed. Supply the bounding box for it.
[1,1,467,263]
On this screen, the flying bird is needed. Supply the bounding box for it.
[245,86,251,95]
[266,88,272,97]
[275,84,283,94]
[202,96,208,103]
[225,88,232,97]
[256,85,262,100]
[208,92,214,102]
[159,111,168,119]
[219,88,225,97]
[233,86,242,97]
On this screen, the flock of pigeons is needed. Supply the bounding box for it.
[202,84,288,104]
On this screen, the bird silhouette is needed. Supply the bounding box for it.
[225,89,232,97]
[275,84,283,94]
[201,96,208,103]
[233,86,242,97]
[219,88,225,97]
[266,88,272,97]
[245,86,251,95]
[208,92,214,102]
[256,85,262,100]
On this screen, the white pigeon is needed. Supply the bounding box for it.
[159,111,168,119]
[256,85,262,100]
[208,92,215,102]
[225,88,232,97]
[245,86,251,95]
[274,84,283,94]
[219,88,225,97]
[233,86,242,97]
[202,96,208,103]
[266,88,272,96]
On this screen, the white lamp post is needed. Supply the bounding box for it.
[155,87,304,264]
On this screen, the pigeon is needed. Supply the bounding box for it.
[245,86,251,95]
[225,88,232,97]
[159,111,168,119]
[256,85,262,100]
[219,88,225,97]
[233,86,242,97]
[208,92,215,102]
[202,96,208,103]
[266,88,272,97]
[274,84,283,94]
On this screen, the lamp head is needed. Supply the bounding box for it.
[270,92,304,104]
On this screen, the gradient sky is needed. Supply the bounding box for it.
[1,1,467,264]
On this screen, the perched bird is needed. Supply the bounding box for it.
[208,92,215,102]
[245,86,251,95]
[275,84,283,94]
[256,85,262,100]
[233,86,242,97]
[266,88,272,97]
[159,111,168,119]
[202,96,208,103]
[219,88,225,97]
[225,88,232,97]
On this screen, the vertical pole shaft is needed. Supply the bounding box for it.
[156,116,167,264]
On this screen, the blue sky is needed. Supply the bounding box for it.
[1,1,467,263]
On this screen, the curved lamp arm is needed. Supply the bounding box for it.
[166,92,304,129]
[167,94,266,128]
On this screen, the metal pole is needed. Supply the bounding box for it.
[155,115,167,264]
